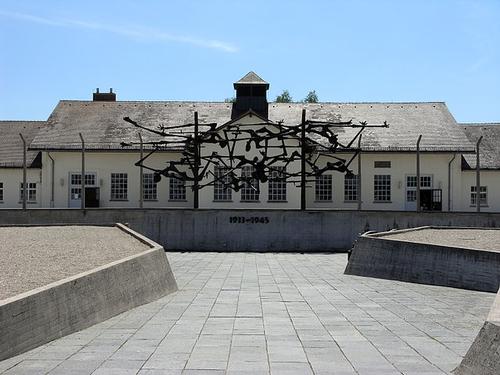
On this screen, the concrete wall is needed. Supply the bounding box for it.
[344,228,500,292]
[0,209,499,251]
[455,288,500,375]
[0,225,178,361]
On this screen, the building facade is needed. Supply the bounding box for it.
[1,72,499,212]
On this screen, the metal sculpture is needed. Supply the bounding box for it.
[121,110,388,209]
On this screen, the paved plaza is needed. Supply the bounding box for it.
[0,252,495,375]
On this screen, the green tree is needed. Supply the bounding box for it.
[275,90,292,103]
[224,97,236,103]
[304,90,318,103]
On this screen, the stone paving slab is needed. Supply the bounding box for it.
[0,252,495,374]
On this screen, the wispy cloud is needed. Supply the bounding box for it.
[0,10,238,53]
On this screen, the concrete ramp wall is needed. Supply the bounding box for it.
[344,228,500,292]
[0,224,178,361]
[454,289,500,375]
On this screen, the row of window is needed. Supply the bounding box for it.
[214,166,288,202]
[0,177,489,207]
[0,182,38,203]
[109,173,187,201]
[0,176,186,203]
[212,167,362,203]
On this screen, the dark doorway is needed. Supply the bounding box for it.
[420,189,442,211]
[85,187,100,208]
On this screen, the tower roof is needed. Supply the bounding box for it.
[234,71,269,89]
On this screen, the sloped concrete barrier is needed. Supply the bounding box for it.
[0,224,178,361]
[344,227,500,292]
[454,289,500,375]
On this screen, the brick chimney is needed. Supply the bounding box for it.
[93,88,116,101]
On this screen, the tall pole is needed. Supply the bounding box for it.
[139,132,144,209]
[193,111,200,209]
[19,133,27,211]
[357,134,362,210]
[476,136,483,213]
[79,133,85,210]
[300,109,306,211]
[447,154,456,212]
[416,135,422,212]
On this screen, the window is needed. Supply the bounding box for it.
[0,182,3,201]
[406,175,417,188]
[420,176,432,188]
[20,183,37,202]
[214,166,232,201]
[344,174,359,202]
[268,166,287,202]
[374,175,391,202]
[241,166,259,202]
[315,174,332,201]
[169,177,186,201]
[71,173,96,186]
[471,186,487,206]
[406,190,417,202]
[374,161,391,168]
[110,173,128,200]
[143,173,157,201]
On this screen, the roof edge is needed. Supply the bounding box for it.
[55,100,448,105]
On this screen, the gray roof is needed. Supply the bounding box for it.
[0,121,44,168]
[461,123,500,169]
[234,71,269,87]
[30,101,474,153]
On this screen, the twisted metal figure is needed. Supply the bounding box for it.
[121,113,388,194]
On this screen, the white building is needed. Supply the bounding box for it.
[0,121,44,208]
[460,124,500,212]
[1,72,499,212]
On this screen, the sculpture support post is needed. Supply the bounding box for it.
[194,111,200,210]
[19,133,27,211]
[476,136,483,213]
[416,135,422,212]
[447,154,456,212]
[139,132,144,209]
[357,134,362,211]
[79,133,85,210]
[300,109,306,211]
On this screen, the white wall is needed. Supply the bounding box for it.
[40,151,192,208]
[0,168,42,208]
[307,152,462,211]
[31,148,477,211]
[460,170,500,212]
[2,130,497,212]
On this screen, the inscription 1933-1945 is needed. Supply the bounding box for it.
[229,216,270,224]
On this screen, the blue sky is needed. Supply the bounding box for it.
[0,0,499,122]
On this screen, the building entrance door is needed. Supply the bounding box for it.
[69,172,97,208]
[405,175,434,211]
[421,189,442,211]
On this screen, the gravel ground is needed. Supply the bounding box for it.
[0,225,150,300]
[381,228,500,252]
